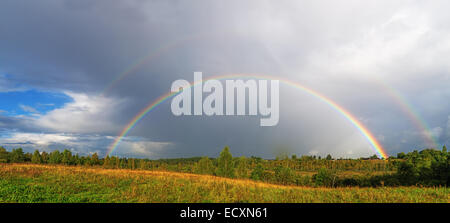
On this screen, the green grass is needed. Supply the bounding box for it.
[0,164,448,203]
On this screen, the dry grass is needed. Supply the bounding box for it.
[0,164,448,203]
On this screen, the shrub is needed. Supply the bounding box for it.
[313,168,336,187]
[250,164,264,181]
[274,166,294,185]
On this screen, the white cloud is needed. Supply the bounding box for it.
[0,131,172,158]
[115,139,173,158]
[0,132,77,149]
[33,92,125,134]
[0,91,173,157]
[308,150,319,156]
[303,7,450,83]
[0,74,27,93]
[19,104,38,113]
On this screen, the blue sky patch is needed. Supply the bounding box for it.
[0,90,72,116]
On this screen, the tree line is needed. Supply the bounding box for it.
[0,145,448,187]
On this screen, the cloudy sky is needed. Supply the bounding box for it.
[0,0,449,159]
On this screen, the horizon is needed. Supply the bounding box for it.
[2,145,447,161]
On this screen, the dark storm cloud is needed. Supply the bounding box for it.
[0,0,449,158]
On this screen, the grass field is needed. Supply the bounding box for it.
[0,164,448,203]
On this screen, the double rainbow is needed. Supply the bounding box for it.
[107,74,389,159]
[102,32,438,149]
[376,79,439,148]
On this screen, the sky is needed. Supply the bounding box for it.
[0,0,449,159]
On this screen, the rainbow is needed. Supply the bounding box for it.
[101,32,214,95]
[107,73,389,159]
[375,80,439,148]
[101,33,438,150]
[101,42,183,95]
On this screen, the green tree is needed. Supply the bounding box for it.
[443,145,447,153]
[216,146,235,178]
[235,156,248,178]
[61,149,73,165]
[48,150,61,164]
[250,164,264,181]
[74,154,81,165]
[0,147,8,163]
[31,150,42,164]
[119,158,127,168]
[104,155,111,168]
[10,148,25,163]
[24,152,32,162]
[139,159,147,169]
[91,153,100,165]
[397,161,419,185]
[326,154,332,160]
[274,166,294,185]
[313,168,337,187]
[41,151,49,163]
[396,148,449,186]
[195,156,214,175]
[397,152,406,159]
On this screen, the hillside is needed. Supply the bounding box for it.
[0,164,448,203]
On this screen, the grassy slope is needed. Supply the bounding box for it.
[0,164,448,203]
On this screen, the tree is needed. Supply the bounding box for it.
[31,150,42,164]
[313,168,337,187]
[195,157,214,175]
[443,145,447,153]
[216,146,235,178]
[91,153,100,165]
[0,147,8,163]
[49,150,61,164]
[104,155,111,168]
[41,151,49,163]
[10,148,25,163]
[128,158,136,169]
[326,154,332,160]
[139,159,147,169]
[74,154,81,165]
[250,164,264,181]
[397,161,419,185]
[119,158,127,168]
[24,152,32,162]
[396,149,449,186]
[235,156,248,178]
[274,166,294,185]
[61,149,73,165]
[397,152,406,159]
[109,156,119,169]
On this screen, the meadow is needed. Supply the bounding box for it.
[0,164,448,203]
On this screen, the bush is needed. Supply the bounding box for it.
[395,148,449,186]
[295,175,313,186]
[250,164,264,181]
[313,168,336,187]
[195,157,214,175]
[274,166,294,185]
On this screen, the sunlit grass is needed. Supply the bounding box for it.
[0,164,448,203]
